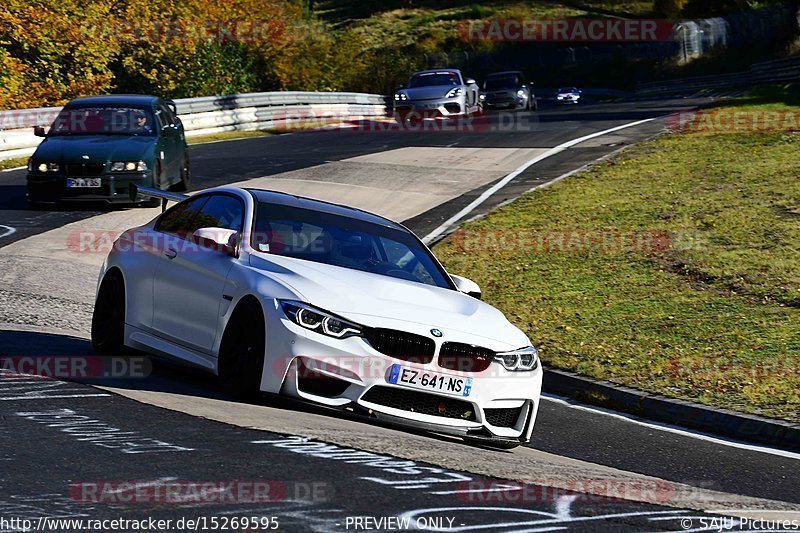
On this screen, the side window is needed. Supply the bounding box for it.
[155,108,168,130]
[159,104,176,126]
[155,196,210,238]
[194,195,244,232]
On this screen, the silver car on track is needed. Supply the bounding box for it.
[394,69,481,119]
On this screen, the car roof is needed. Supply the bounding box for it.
[244,189,406,230]
[65,95,161,107]
[487,71,524,77]
[411,69,462,76]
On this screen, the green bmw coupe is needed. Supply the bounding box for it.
[26,95,190,207]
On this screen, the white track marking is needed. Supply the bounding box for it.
[422,117,660,243]
[542,393,800,461]
[1,165,26,172]
[0,225,16,238]
[0,394,112,401]
[397,506,685,531]
[555,495,578,520]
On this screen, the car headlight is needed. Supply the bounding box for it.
[494,346,539,372]
[517,90,526,97]
[111,161,148,172]
[446,88,463,98]
[479,94,486,101]
[36,162,59,173]
[280,300,363,339]
[394,93,408,101]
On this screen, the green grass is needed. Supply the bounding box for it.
[434,91,800,421]
[187,130,274,145]
[0,156,29,171]
[317,1,654,51]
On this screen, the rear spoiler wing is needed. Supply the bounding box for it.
[129,184,188,212]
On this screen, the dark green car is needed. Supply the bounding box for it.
[26,95,190,206]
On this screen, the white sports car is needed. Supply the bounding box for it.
[92,185,543,449]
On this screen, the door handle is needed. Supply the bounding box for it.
[164,249,178,259]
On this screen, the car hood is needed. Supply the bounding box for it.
[249,252,530,349]
[403,86,461,101]
[33,135,156,163]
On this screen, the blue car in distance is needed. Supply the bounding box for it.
[26,95,190,207]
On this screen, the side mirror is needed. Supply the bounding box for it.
[193,227,239,257]
[34,126,46,137]
[451,274,482,300]
[165,100,178,115]
[465,78,476,86]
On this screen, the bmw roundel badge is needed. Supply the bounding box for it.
[431,329,443,338]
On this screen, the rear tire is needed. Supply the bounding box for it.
[218,298,266,399]
[91,271,126,356]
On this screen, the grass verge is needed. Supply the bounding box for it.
[0,157,29,171]
[186,130,275,145]
[434,87,800,421]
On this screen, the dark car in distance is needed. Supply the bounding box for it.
[26,95,190,207]
[480,71,537,111]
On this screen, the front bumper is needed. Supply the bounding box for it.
[261,307,542,443]
[394,95,468,118]
[27,172,153,204]
[483,95,527,109]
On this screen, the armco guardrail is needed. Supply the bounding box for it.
[0,91,389,161]
[636,55,800,96]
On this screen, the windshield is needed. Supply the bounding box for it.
[408,72,461,88]
[252,202,453,289]
[485,75,522,90]
[49,105,157,136]
[558,88,579,94]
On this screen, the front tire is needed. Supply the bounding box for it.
[91,271,126,356]
[218,298,266,399]
[173,154,190,192]
[141,162,162,207]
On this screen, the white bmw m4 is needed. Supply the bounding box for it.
[92,186,542,449]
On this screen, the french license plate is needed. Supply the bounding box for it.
[67,178,101,188]
[387,364,472,397]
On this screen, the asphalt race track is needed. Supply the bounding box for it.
[1,98,799,532]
